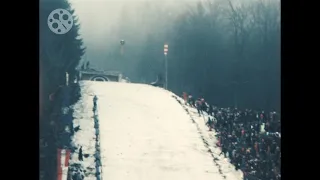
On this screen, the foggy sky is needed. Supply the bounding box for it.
[69,0,200,73]
[69,0,271,76]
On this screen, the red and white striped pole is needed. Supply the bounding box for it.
[57,149,71,180]
[164,44,168,89]
[164,44,168,55]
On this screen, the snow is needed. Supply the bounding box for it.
[173,96,243,180]
[71,80,243,180]
[69,84,98,179]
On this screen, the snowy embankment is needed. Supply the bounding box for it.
[68,80,243,180]
[68,83,102,180]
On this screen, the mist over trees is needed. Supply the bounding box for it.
[41,0,280,112]
[133,0,280,111]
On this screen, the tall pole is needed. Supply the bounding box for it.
[85,52,87,65]
[164,44,168,89]
[66,72,69,86]
[165,54,168,89]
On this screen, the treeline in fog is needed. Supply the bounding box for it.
[134,0,280,111]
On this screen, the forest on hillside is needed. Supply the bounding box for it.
[133,0,280,111]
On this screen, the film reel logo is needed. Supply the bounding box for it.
[47,9,73,35]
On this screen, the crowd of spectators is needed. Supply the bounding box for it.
[182,92,281,180]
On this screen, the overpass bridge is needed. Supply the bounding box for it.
[79,69,123,82]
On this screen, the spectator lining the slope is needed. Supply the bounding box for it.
[206,117,214,131]
[207,104,213,116]
[188,95,195,107]
[201,98,209,113]
[93,95,98,107]
[195,98,203,116]
[78,146,83,161]
[183,92,188,105]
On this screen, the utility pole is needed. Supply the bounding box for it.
[165,54,168,89]
[164,44,168,89]
[66,72,69,86]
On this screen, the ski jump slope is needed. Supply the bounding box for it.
[73,81,242,180]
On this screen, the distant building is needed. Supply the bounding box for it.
[78,68,123,82]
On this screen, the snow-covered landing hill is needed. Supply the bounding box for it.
[70,81,242,180]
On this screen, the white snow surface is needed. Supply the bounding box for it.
[73,81,243,180]
[70,83,97,179]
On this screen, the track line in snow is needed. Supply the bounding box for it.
[69,83,103,180]
[172,95,243,180]
[171,95,227,179]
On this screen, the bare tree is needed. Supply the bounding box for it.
[225,0,253,107]
[240,0,280,109]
